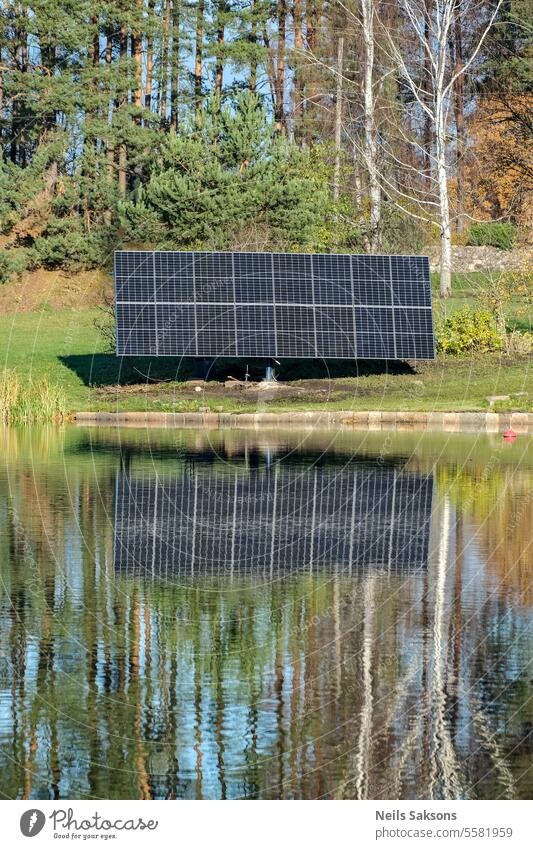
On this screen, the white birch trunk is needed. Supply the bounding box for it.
[436,96,452,297]
[333,36,344,204]
[361,0,381,252]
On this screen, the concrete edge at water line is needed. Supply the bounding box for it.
[73,410,533,433]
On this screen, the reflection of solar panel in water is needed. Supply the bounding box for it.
[113,463,434,577]
[114,251,435,360]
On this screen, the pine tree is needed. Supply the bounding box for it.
[119,92,328,249]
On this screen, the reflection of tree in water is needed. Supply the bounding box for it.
[442,463,533,606]
[0,428,532,799]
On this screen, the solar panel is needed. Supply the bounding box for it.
[114,461,434,577]
[115,251,435,360]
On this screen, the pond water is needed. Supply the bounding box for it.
[0,426,532,800]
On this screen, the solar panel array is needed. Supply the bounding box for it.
[114,251,435,360]
[114,461,434,577]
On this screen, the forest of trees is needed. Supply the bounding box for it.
[0,0,531,296]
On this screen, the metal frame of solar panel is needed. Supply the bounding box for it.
[114,251,435,360]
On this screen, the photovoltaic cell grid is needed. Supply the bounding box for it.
[114,251,435,360]
[114,463,434,577]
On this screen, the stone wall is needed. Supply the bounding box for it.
[424,245,532,274]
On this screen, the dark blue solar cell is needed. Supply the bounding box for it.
[273,253,313,304]
[193,253,234,302]
[115,251,155,302]
[351,255,393,306]
[235,306,276,356]
[275,305,316,357]
[313,255,353,305]
[116,303,157,355]
[315,307,357,358]
[234,253,273,303]
[390,256,432,307]
[156,304,198,356]
[154,252,195,301]
[394,307,435,359]
[195,304,237,356]
[355,307,396,359]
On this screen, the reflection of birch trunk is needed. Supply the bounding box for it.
[289,605,303,794]
[275,639,285,794]
[421,564,431,782]
[247,678,260,798]
[428,495,461,798]
[380,659,421,799]
[428,494,448,796]
[132,595,152,799]
[194,628,204,799]
[448,512,464,737]
[17,629,30,798]
[166,646,180,798]
[387,711,423,799]
[82,484,100,795]
[50,712,61,799]
[354,574,375,799]
[471,704,515,799]
[22,726,37,800]
[215,619,227,799]
[334,572,342,701]
[142,605,154,794]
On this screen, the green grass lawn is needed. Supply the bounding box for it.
[0,301,531,414]
[1,309,101,410]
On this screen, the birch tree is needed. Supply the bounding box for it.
[361,0,381,252]
[333,36,344,203]
[378,0,504,297]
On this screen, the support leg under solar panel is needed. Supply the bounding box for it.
[197,358,215,379]
[263,358,280,383]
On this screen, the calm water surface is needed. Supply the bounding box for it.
[0,426,532,799]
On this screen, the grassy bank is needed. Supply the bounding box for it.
[0,297,530,415]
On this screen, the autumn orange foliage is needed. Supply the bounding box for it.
[461,95,533,236]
